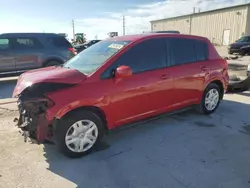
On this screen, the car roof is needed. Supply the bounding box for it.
[0,33,62,37]
[107,33,208,42]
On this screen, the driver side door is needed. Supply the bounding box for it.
[99,38,174,127]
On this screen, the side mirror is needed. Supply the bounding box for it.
[115,65,132,78]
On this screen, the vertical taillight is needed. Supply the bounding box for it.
[68,48,76,55]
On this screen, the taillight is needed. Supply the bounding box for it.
[68,48,76,55]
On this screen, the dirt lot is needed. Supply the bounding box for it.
[0,92,250,188]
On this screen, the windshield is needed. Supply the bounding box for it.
[64,40,130,74]
[236,36,248,42]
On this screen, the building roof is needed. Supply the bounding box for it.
[150,3,250,23]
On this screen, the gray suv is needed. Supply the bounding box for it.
[0,33,75,75]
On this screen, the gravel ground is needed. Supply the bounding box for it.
[0,92,250,188]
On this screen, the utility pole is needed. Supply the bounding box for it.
[122,16,125,36]
[189,7,195,35]
[72,19,75,40]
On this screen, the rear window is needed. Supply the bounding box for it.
[169,38,208,65]
[195,40,208,61]
[47,36,72,48]
[13,37,44,49]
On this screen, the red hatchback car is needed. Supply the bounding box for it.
[13,33,229,158]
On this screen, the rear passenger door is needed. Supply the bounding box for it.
[169,37,208,108]
[11,37,44,72]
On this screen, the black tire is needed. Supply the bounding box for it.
[44,61,62,67]
[55,110,105,158]
[239,51,246,56]
[228,51,233,55]
[196,83,221,115]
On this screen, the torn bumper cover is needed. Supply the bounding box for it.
[227,75,250,93]
[16,97,54,143]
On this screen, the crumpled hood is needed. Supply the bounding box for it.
[13,66,86,97]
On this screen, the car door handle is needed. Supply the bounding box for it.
[160,74,169,80]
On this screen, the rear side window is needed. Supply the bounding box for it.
[101,38,167,78]
[169,38,208,66]
[0,39,9,50]
[13,37,44,49]
[47,36,72,48]
[169,38,196,65]
[194,40,208,61]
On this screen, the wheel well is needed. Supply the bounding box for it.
[61,106,108,130]
[211,80,224,99]
[43,58,64,67]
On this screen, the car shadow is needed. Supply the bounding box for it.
[236,91,250,97]
[42,98,250,188]
[0,79,17,99]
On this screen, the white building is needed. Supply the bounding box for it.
[150,3,250,45]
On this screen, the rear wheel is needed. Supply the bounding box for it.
[55,111,105,158]
[44,60,62,67]
[197,83,221,114]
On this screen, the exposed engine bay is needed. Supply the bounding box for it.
[15,82,75,143]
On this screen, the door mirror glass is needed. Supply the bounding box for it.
[115,65,132,78]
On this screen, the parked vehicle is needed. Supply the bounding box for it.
[74,40,101,53]
[13,33,229,158]
[228,36,250,55]
[0,33,76,75]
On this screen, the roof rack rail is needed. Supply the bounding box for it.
[153,30,180,34]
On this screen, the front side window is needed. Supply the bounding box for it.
[101,38,167,79]
[0,39,10,50]
[64,40,130,75]
[169,38,197,66]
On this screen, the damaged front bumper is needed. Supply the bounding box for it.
[16,97,54,143]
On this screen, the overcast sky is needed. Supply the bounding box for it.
[1,0,249,40]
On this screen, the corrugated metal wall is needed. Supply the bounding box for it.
[151,5,250,45]
[245,6,250,35]
[152,16,190,34]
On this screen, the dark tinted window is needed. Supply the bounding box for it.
[0,39,9,50]
[12,37,43,49]
[47,36,72,48]
[101,38,167,78]
[194,40,208,61]
[170,38,197,65]
[237,36,250,42]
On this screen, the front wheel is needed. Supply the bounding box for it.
[197,83,221,114]
[55,111,105,158]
